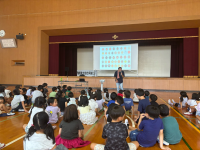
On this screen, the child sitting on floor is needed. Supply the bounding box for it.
[23,97,46,133]
[121,90,134,113]
[158,104,182,145]
[196,102,200,124]
[11,88,28,112]
[96,90,105,111]
[184,93,198,115]
[0,97,15,116]
[88,92,98,114]
[46,97,61,124]
[129,105,170,150]
[49,87,57,98]
[91,105,139,150]
[31,85,44,104]
[168,91,188,109]
[144,90,150,100]
[133,89,139,102]
[78,96,98,125]
[23,112,55,150]
[55,104,90,149]
[66,92,77,106]
[150,94,159,107]
[56,91,68,116]
[103,88,111,102]
[117,90,124,98]
[106,92,117,107]
[65,86,72,98]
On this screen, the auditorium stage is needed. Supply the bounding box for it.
[23,76,200,92]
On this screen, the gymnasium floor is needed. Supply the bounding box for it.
[1,88,200,150]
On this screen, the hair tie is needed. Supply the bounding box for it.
[31,124,34,127]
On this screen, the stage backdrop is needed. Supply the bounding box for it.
[49,28,198,77]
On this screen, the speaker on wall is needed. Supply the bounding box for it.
[16,34,24,40]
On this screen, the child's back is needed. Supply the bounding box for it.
[46,105,60,123]
[138,98,151,113]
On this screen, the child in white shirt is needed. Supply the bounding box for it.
[184,93,198,115]
[88,92,98,113]
[23,112,55,150]
[133,89,139,102]
[67,92,77,106]
[103,88,111,102]
[168,91,188,109]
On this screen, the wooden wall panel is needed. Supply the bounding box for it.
[155,80,170,90]
[183,80,199,91]
[169,80,184,91]
[1,0,200,84]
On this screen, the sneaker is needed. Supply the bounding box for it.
[52,126,57,129]
[198,120,200,124]
[172,99,175,104]
[157,137,169,146]
[184,112,193,115]
[18,109,25,112]
[0,143,5,149]
[168,99,172,105]
[124,119,129,129]
[7,112,15,116]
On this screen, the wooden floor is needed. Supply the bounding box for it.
[1,89,200,150]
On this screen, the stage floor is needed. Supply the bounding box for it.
[1,87,199,150]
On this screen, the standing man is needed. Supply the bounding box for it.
[114,67,125,93]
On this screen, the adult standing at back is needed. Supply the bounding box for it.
[114,67,125,93]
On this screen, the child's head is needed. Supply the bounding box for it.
[68,92,74,98]
[52,87,57,92]
[29,86,33,89]
[15,85,21,89]
[145,105,160,119]
[88,87,92,95]
[67,86,72,91]
[38,85,44,92]
[57,86,61,91]
[29,97,46,118]
[104,88,109,98]
[48,97,58,106]
[118,90,123,94]
[13,88,20,95]
[180,91,188,102]
[63,104,78,123]
[150,94,157,102]
[90,92,97,99]
[26,112,55,143]
[0,97,5,104]
[124,90,131,98]
[158,104,169,117]
[78,96,89,107]
[62,85,67,89]
[31,87,36,92]
[42,83,48,88]
[115,96,124,105]
[56,90,64,98]
[110,105,125,121]
[111,92,117,100]
[0,86,4,93]
[96,90,102,100]
[144,90,150,97]
[134,89,138,93]
[22,88,27,94]
[192,93,199,100]
[136,88,145,99]
[81,90,86,95]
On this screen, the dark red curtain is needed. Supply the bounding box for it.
[65,47,77,76]
[49,44,59,74]
[59,44,66,76]
[183,38,198,76]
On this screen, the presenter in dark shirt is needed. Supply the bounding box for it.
[114,67,125,93]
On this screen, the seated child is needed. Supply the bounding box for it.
[46,97,60,124]
[184,93,198,115]
[117,90,124,98]
[88,92,98,114]
[78,96,98,125]
[67,92,77,106]
[129,105,170,150]
[150,94,159,107]
[0,86,5,97]
[78,90,87,101]
[168,91,188,109]
[158,104,182,145]
[133,89,139,102]
[32,85,44,104]
[65,86,72,98]
[95,90,105,111]
[11,88,28,112]
[87,87,93,99]
[4,86,11,99]
[106,92,117,107]
[0,97,15,116]
[55,104,90,149]
[56,91,68,116]
[103,88,111,102]
[196,102,200,124]
[144,90,150,100]
[91,105,139,150]
[22,88,30,105]
[62,85,67,93]
[23,97,46,133]
[135,89,151,123]
[121,90,134,113]
[105,96,124,123]
[23,112,55,150]
[42,83,48,99]
[49,87,57,98]
[57,86,61,92]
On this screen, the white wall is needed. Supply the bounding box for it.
[77,45,171,77]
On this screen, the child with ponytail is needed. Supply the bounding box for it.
[23,112,55,150]
[23,97,46,133]
[103,88,111,101]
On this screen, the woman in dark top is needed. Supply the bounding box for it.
[55,104,90,149]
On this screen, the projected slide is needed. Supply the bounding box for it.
[100,45,131,70]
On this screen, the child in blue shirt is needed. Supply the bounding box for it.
[121,90,134,114]
[129,105,171,150]
[144,90,150,100]
[135,89,150,123]
[106,92,117,107]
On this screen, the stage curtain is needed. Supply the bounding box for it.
[49,44,59,74]
[65,48,77,76]
[59,44,66,76]
[183,38,198,76]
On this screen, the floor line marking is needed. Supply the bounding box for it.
[5,134,26,147]
[182,137,193,150]
[126,115,135,127]
[158,96,200,134]
[0,113,26,123]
